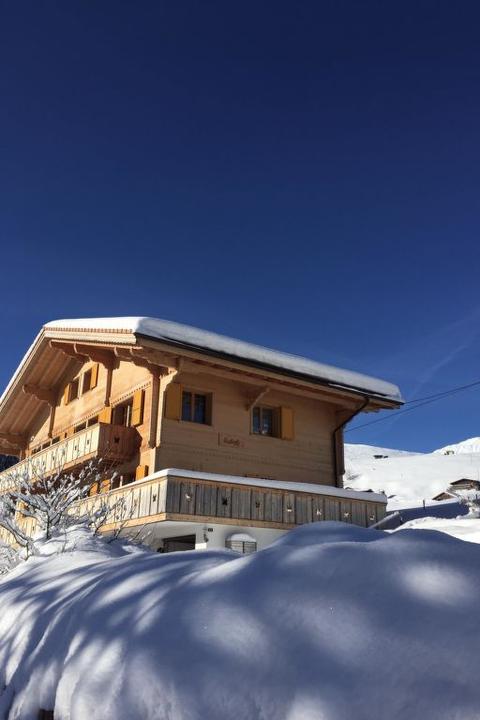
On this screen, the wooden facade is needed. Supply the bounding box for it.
[0,318,401,542]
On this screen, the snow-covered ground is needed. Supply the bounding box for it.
[1,522,480,720]
[395,516,480,544]
[345,440,480,509]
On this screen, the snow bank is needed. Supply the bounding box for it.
[44,317,402,402]
[1,523,480,720]
[396,516,480,544]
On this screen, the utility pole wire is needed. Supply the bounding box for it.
[346,378,480,433]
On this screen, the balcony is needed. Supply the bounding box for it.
[0,423,140,490]
[0,468,387,547]
[81,469,386,533]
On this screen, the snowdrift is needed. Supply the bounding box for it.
[396,516,480,544]
[1,523,480,720]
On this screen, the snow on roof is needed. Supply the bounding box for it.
[45,316,402,402]
[148,467,387,504]
[226,532,257,543]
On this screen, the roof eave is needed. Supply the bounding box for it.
[134,331,403,408]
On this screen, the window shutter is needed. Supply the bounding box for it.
[205,393,213,425]
[135,464,149,481]
[89,482,99,496]
[99,406,112,424]
[165,383,182,420]
[90,363,99,389]
[100,478,110,494]
[280,407,295,440]
[63,385,70,405]
[131,389,145,427]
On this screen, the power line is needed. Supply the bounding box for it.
[345,378,480,433]
[402,378,480,406]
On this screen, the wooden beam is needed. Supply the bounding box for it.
[168,357,359,408]
[0,432,26,448]
[149,374,160,448]
[50,340,116,369]
[73,344,116,370]
[114,348,171,375]
[22,384,56,406]
[245,386,270,411]
[49,340,88,361]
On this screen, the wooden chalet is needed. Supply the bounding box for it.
[0,317,402,552]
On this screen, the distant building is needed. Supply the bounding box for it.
[0,317,402,551]
[432,478,480,501]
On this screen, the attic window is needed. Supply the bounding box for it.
[66,378,79,404]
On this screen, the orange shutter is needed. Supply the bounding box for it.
[135,464,149,481]
[90,363,99,389]
[99,406,112,424]
[165,383,182,420]
[131,389,145,427]
[63,385,70,405]
[100,478,111,494]
[280,407,295,440]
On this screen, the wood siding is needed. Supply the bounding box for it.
[157,372,338,486]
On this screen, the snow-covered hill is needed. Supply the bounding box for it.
[434,436,480,455]
[1,523,480,720]
[345,441,480,509]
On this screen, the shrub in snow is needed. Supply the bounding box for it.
[448,486,480,518]
[0,459,131,558]
[0,540,19,575]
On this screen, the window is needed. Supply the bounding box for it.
[113,400,133,427]
[252,406,277,436]
[181,391,210,425]
[81,363,99,396]
[82,369,92,395]
[251,405,295,440]
[66,378,79,404]
[225,535,257,554]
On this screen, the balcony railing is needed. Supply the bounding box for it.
[82,470,386,532]
[0,423,140,490]
[0,468,387,546]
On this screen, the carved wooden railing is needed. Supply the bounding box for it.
[0,423,139,491]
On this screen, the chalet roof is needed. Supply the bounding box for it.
[44,317,403,403]
[0,316,402,440]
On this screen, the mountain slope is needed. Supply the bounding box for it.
[434,436,480,455]
[345,442,480,509]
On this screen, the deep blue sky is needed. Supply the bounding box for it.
[1,1,480,452]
